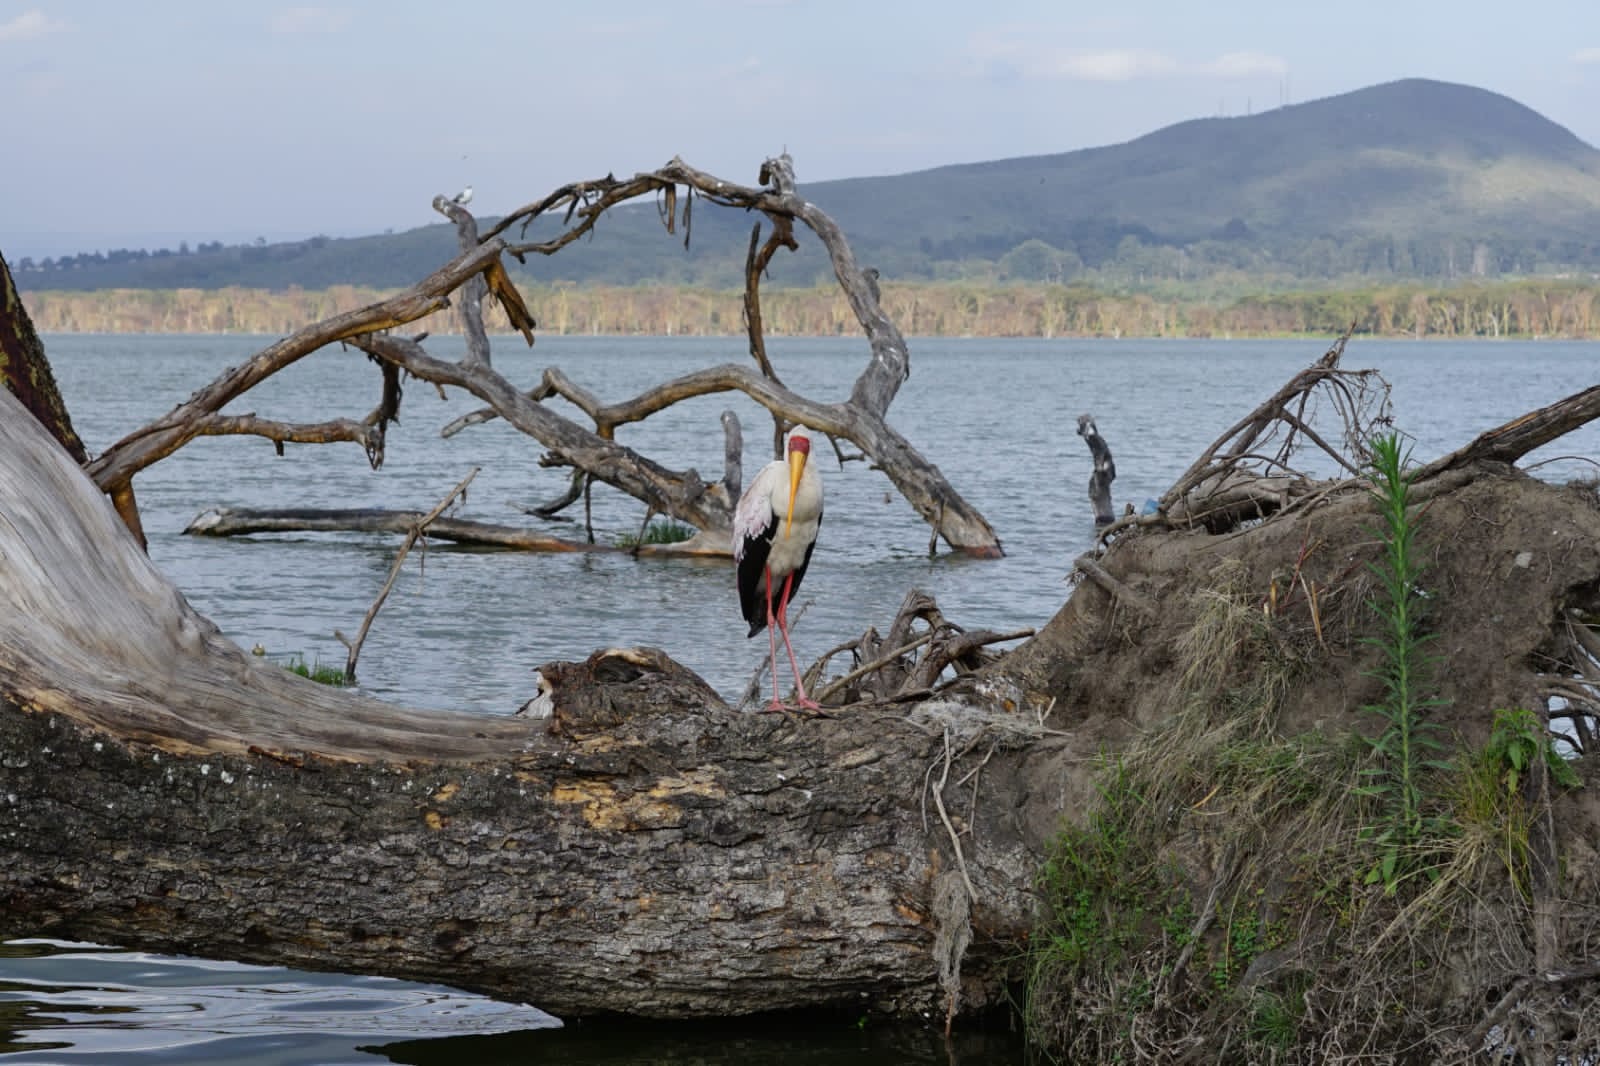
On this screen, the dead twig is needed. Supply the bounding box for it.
[336,468,479,683]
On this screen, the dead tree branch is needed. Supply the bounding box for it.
[190,413,387,467]
[1077,414,1117,527]
[84,239,516,497]
[803,590,1033,706]
[1152,332,1391,533]
[75,156,999,564]
[1417,385,1600,481]
[337,468,480,682]
[472,154,998,554]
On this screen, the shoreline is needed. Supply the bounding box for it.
[21,278,1600,342]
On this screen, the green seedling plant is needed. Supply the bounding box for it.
[284,653,347,686]
[1487,706,1580,795]
[616,518,697,548]
[1358,433,1449,893]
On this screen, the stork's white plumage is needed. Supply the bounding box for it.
[734,425,824,710]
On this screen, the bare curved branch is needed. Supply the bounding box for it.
[85,239,513,493]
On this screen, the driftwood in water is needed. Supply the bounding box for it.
[10,341,1600,1056]
[185,506,733,556]
[17,244,1600,1052]
[1075,414,1116,527]
[69,155,1001,558]
[437,155,1000,555]
[187,505,604,552]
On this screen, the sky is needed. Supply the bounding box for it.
[3,0,1599,261]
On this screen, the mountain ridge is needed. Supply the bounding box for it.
[15,78,1600,292]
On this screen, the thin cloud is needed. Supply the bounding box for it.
[1574,46,1600,64]
[0,10,69,43]
[1201,51,1289,78]
[1057,49,1178,82]
[968,33,1287,84]
[269,7,351,34]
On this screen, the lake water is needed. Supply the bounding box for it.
[6,332,1598,1062]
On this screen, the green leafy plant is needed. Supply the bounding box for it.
[615,518,697,548]
[1487,706,1580,794]
[1357,433,1449,893]
[283,653,347,686]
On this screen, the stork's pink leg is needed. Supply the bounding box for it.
[763,567,785,711]
[773,573,822,711]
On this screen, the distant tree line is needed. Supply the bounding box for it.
[12,221,1600,295]
[19,277,1600,340]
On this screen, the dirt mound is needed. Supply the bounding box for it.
[999,462,1600,1063]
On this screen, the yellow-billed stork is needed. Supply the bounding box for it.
[734,424,824,710]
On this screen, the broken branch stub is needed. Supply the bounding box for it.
[1076,414,1116,527]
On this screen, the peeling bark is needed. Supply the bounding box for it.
[0,249,87,465]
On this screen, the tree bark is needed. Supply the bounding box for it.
[0,385,1039,1019]
[1,249,87,465]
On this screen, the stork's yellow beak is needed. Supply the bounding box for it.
[785,449,807,537]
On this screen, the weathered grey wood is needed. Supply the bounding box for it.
[1417,384,1600,480]
[1076,414,1116,527]
[0,385,1039,1019]
[720,409,743,503]
[84,240,511,496]
[186,506,609,553]
[353,333,740,537]
[474,155,1002,556]
[184,505,735,557]
[432,194,492,368]
[2,249,87,464]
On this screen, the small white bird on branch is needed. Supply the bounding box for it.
[452,185,473,206]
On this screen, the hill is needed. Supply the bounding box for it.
[14,78,1600,292]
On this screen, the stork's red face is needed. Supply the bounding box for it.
[784,432,811,537]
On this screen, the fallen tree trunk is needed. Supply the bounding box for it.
[0,385,1040,1020]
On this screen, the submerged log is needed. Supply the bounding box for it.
[183,506,733,557]
[185,506,606,553]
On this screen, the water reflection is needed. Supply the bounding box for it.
[0,940,558,1064]
[0,941,1023,1065]
[372,1015,1025,1066]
